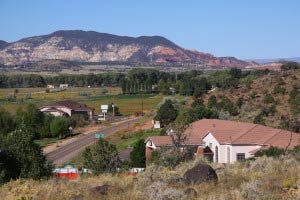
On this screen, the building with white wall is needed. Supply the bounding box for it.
[40,100,94,120]
[146,119,300,163]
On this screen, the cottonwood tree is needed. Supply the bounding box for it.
[130,138,146,168]
[155,99,178,127]
[82,139,120,174]
[167,122,191,150]
[0,125,53,182]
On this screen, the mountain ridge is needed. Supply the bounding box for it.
[0,30,250,68]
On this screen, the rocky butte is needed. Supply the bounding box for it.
[0,30,251,68]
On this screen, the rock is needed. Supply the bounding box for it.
[183,163,218,184]
[90,184,123,195]
[0,30,251,68]
[146,181,187,200]
[91,184,110,195]
[70,194,84,200]
[184,188,198,197]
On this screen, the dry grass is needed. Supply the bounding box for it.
[2,155,300,199]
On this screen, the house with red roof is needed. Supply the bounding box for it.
[40,100,94,120]
[145,119,300,163]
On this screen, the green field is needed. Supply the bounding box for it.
[0,87,164,115]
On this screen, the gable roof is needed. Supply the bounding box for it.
[147,119,300,150]
[184,119,256,143]
[146,136,173,147]
[199,119,300,149]
[145,134,203,147]
[43,100,94,111]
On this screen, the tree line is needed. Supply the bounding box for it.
[0,68,270,99]
[0,73,125,88]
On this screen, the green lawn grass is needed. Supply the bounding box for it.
[34,137,59,148]
[107,129,160,151]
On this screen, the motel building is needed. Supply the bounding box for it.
[145,119,300,163]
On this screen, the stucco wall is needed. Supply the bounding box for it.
[203,133,225,163]
[231,145,261,162]
[203,133,262,163]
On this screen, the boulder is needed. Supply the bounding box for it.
[183,163,218,184]
[90,184,123,195]
[184,188,198,197]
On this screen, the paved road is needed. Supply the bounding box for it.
[46,117,140,166]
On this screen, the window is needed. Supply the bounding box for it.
[227,147,230,163]
[209,143,212,149]
[236,153,245,161]
[215,146,218,162]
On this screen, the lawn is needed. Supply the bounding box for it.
[34,137,60,148]
[107,129,161,151]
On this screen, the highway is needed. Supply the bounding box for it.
[46,117,140,166]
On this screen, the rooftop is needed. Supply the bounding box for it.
[43,100,94,111]
[147,119,300,150]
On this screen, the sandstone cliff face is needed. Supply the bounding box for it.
[0,30,251,68]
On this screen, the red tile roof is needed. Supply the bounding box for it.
[146,136,173,147]
[44,100,94,111]
[147,119,300,150]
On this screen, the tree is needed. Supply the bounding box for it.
[263,94,275,104]
[229,68,243,79]
[155,100,178,127]
[253,113,265,125]
[281,62,299,70]
[39,114,55,138]
[0,107,15,136]
[50,117,73,138]
[108,103,120,115]
[168,122,190,150]
[207,95,217,108]
[236,97,244,109]
[130,139,146,167]
[15,104,44,138]
[273,85,286,95]
[255,146,284,157]
[0,145,19,184]
[191,98,204,108]
[218,97,239,116]
[82,139,120,174]
[178,105,219,124]
[2,125,53,181]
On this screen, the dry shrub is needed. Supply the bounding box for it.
[3,155,300,199]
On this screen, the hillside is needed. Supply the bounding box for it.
[204,69,300,128]
[1,156,300,199]
[0,30,250,68]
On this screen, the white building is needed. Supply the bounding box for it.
[146,119,300,163]
[40,100,94,120]
[59,84,69,89]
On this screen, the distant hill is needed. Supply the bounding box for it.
[245,57,300,64]
[0,40,8,49]
[0,30,251,68]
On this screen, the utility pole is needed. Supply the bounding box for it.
[112,96,115,122]
[141,91,144,116]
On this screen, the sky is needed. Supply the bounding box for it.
[0,0,299,59]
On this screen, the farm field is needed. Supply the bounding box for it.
[0,87,164,115]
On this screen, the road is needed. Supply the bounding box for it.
[46,117,140,166]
